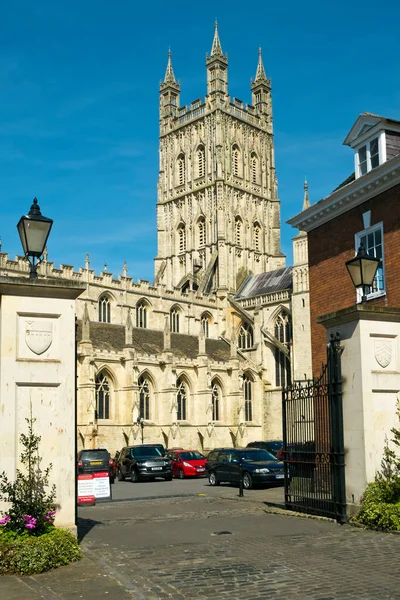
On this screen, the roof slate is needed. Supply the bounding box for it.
[77,321,232,362]
[235,267,293,299]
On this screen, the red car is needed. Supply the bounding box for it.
[167,449,207,479]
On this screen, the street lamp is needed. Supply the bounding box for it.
[345,243,380,302]
[136,416,144,444]
[17,198,53,279]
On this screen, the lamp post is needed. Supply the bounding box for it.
[137,416,144,444]
[17,198,53,279]
[345,243,380,302]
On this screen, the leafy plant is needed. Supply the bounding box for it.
[0,403,56,536]
[0,528,82,575]
[354,402,400,531]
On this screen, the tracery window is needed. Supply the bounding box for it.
[274,311,292,387]
[170,307,180,333]
[243,374,253,422]
[235,216,242,246]
[176,377,187,420]
[198,217,206,247]
[136,300,148,328]
[201,313,209,338]
[95,372,110,420]
[232,144,240,177]
[197,145,205,178]
[138,375,150,420]
[211,381,220,421]
[178,224,186,253]
[98,295,111,323]
[177,153,185,186]
[238,322,254,349]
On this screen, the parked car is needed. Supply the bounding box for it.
[117,445,172,482]
[77,448,115,484]
[167,449,207,478]
[206,447,284,489]
[246,440,283,458]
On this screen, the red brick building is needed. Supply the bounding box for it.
[288,113,400,373]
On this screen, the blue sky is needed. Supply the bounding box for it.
[1,1,400,281]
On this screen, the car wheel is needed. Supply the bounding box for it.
[110,477,115,485]
[179,469,185,480]
[243,472,253,489]
[117,469,125,482]
[131,469,139,483]
[209,471,220,486]
[165,474,173,481]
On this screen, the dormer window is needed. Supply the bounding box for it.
[356,137,380,177]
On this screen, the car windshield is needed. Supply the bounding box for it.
[239,449,277,462]
[132,447,163,458]
[179,451,205,461]
[80,450,108,461]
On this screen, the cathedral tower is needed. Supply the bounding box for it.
[154,24,285,293]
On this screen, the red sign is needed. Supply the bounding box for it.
[77,474,95,505]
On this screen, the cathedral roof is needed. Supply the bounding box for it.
[77,322,232,362]
[235,267,293,299]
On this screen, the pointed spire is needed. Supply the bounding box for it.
[163,49,176,84]
[255,47,267,82]
[163,314,171,351]
[210,20,223,56]
[302,179,310,211]
[85,252,90,270]
[122,260,127,278]
[125,310,133,345]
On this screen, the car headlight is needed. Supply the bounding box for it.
[254,468,270,474]
[183,462,194,468]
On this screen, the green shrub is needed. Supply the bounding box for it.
[0,527,82,575]
[353,402,400,531]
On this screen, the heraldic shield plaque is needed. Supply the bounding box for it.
[374,339,393,369]
[24,319,53,355]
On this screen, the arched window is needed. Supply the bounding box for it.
[274,311,292,387]
[197,145,205,178]
[243,374,253,422]
[238,322,254,349]
[176,377,187,420]
[274,311,292,344]
[211,380,221,421]
[178,223,186,253]
[232,144,240,177]
[98,295,111,323]
[170,306,181,333]
[235,216,242,246]
[198,217,206,247]
[136,300,148,328]
[177,153,185,186]
[138,375,150,420]
[201,313,210,338]
[95,372,110,420]
[251,152,258,184]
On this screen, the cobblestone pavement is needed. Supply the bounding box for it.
[3,495,400,599]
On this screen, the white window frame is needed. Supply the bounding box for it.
[354,131,386,178]
[354,222,385,301]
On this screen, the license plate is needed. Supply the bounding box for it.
[90,461,103,465]
[197,468,205,472]
[152,467,162,471]
[275,474,284,479]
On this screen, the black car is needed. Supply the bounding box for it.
[206,447,284,489]
[246,440,283,458]
[77,448,115,484]
[117,445,172,482]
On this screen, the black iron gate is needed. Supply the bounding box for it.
[282,332,346,523]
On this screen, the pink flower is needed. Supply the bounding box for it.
[24,514,33,522]
[0,515,10,525]
[25,523,36,530]
[45,510,56,523]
